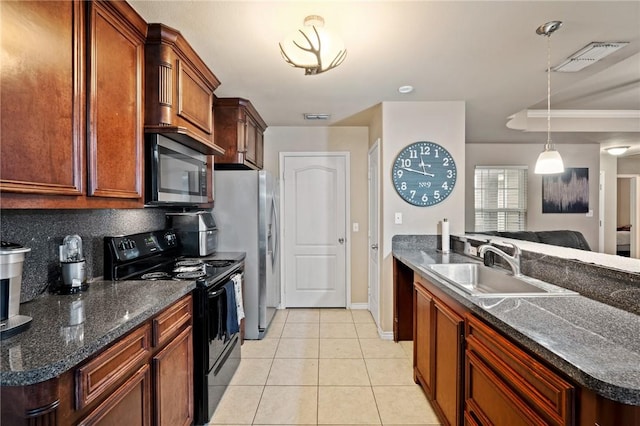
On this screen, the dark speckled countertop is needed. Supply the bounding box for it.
[0,252,245,387]
[393,241,640,406]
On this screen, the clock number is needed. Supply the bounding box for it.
[410,190,416,199]
[420,146,430,155]
[434,149,439,158]
[434,190,441,199]
[396,170,404,178]
[402,159,412,168]
[409,149,418,159]
[401,182,407,190]
[447,170,453,179]
[422,194,428,202]
[443,158,449,166]
[442,182,448,190]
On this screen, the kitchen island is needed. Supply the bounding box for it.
[393,235,639,425]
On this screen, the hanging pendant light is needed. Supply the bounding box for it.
[534,21,565,175]
[279,15,347,75]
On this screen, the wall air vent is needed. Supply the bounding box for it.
[552,41,629,72]
[304,113,331,120]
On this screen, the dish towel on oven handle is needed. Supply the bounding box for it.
[223,280,239,340]
[231,273,245,325]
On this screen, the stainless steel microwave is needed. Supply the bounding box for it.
[145,134,209,205]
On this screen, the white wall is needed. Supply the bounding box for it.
[601,153,618,254]
[379,101,466,333]
[618,155,640,174]
[263,126,370,305]
[465,143,601,250]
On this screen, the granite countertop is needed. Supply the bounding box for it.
[0,251,246,387]
[393,246,640,406]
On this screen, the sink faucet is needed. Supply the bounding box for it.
[478,242,522,277]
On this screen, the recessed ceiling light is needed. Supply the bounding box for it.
[605,146,630,156]
[398,85,414,94]
[304,113,330,120]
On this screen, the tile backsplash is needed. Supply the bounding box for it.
[1,209,172,302]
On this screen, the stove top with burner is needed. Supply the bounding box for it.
[104,231,244,288]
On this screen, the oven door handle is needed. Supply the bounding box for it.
[208,287,226,298]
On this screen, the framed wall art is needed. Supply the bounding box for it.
[542,168,589,213]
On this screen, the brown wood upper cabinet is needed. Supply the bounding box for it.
[214,97,267,170]
[0,0,147,208]
[88,1,146,200]
[144,23,225,156]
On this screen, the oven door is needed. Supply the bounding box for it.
[146,134,209,205]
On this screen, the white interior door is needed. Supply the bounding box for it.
[368,141,380,326]
[282,153,348,307]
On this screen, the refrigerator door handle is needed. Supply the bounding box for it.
[270,193,280,267]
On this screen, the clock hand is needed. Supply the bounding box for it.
[402,167,435,177]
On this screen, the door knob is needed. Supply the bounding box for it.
[371,244,378,250]
[338,238,345,244]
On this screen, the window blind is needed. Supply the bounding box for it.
[474,166,528,232]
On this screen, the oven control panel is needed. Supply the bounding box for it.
[105,230,179,262]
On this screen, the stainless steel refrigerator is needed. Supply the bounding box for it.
[213,170,281,339]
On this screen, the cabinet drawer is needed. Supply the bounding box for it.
[76,324,151,409]
[153,295,192,348]
[466,314,573,426]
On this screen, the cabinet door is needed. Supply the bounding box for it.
[414,284,434,397]
[153,326,194,426]
[255,128,264,169]
[77,365,151,426]
[244,117,257,166]
[87,1,145,199]
[434,299,464,426]
[0,0,84,196]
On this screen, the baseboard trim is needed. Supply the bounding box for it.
[378,329,394,340]
[349,303,369,310]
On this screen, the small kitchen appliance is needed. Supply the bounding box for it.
[59,234,87,293]
[0,241,32,339]
[166,211,218,256]
[104,229,245,425]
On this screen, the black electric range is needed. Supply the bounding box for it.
[104,230,244,425]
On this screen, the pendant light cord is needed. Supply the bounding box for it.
[546,34,552,148]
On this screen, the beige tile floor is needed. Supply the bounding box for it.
[209,309,441,425]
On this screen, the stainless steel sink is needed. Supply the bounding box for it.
[426,263,578,297]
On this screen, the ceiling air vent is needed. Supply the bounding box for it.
[304,113,331,120]
[552,41,629,72]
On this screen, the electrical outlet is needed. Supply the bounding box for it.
[469,245,478,257]
[352,222,359,232]
[394,212,403,224]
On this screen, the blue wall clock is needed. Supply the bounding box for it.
[392,141,457,206]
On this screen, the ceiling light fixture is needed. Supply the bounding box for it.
[605,146,630,156]
[279,15,346,75]
[398,85,414,94]
[553,41,629,72]
[534,21,565,175]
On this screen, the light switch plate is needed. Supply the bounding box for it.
[352,223,359,232]
[395,212,403,224]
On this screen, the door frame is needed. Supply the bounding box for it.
[368,140,381,327]
[278,151,351,308]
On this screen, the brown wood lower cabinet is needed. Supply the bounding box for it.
[153,326,193,426]
[465,314,574,426]
[77,364,151,426]
[414,273,465,426]
[1,294,193,426]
